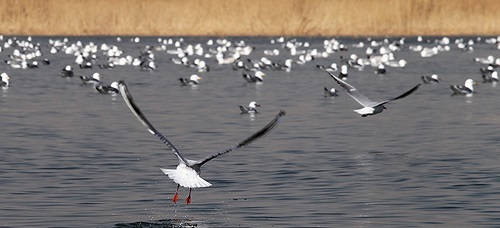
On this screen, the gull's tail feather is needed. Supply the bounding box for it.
[161,168,212,188]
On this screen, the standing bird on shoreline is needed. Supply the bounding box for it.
[324,70,421,117]
[118,81,285,204]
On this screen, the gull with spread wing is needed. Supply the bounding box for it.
[118,81,285,204]
[324,70,421,117]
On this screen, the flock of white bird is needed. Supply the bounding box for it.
[1,34,499,204]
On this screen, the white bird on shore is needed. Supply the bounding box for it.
[118,81,285,204]
[324,70,421,117]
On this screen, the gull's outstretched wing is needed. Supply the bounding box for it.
[375,84,421,106]
[196,110,286,167]
[118,81,189,165]
[324,70,376,107]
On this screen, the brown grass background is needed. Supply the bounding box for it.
[0,0,499,36]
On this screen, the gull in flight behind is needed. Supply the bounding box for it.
[118,81,285,204]
[324,70,421,117]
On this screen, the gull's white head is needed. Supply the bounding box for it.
[431,74,439,80]
[92,72,101,81]
[255,71,265,80]
[249,101,260,108]
[190,74,202,82]
[1,72,10,81]
[65,65,72,71]
[464,78,475,91]
[110,81,119,90]
[492,71,499,80]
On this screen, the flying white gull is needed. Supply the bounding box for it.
[118,81,285,204]
[324,70,421,117]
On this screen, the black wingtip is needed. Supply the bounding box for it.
[237,109,286,146]
[118,80,126,87]
[278,109,286,117]
[412,83,422,91]
[392,83,422,101]
[323,69,342,83]
[197,108,286,166]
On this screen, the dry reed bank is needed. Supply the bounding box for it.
[0,0,499,36]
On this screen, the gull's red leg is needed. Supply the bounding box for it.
[186,188,192,205]
[173,184,180,203]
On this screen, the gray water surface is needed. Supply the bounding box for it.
[0,36,499,227]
